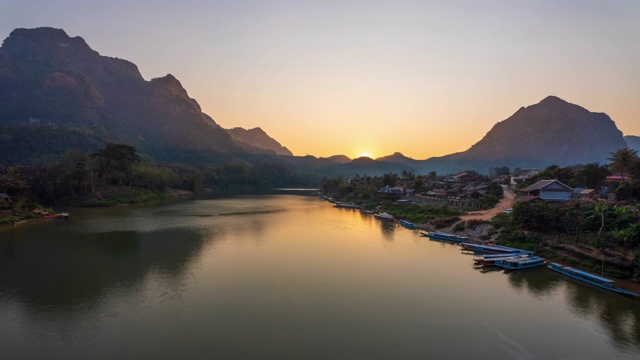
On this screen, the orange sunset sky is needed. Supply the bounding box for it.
[2,0,639,159]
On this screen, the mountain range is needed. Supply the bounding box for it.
[0,27,288,165]
[0,27,636,175]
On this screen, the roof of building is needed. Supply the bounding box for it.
[377,185,404,194]
[580,189,598,194]
[520,179,572,192]
[511,169,540,177]
[606,173,631,181]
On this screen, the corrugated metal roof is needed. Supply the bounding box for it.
[520,179,572,192]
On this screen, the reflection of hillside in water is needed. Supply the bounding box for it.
[0,226,209,314]
[506,269,640,350]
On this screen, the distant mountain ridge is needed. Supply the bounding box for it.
[625,135,640,152]
[227,127,293,156]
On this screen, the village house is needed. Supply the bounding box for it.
[493,174,509,183]
[518,179,573,202]
[578,188,601,200]
[510,169,540,189]
[444,172,475,183]
[377,185,405,201]
[606,173,632,183]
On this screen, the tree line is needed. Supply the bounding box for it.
[0,143,321,207]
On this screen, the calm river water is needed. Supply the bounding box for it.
[1,194,639,359]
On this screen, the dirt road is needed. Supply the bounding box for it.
[460,185,516,221]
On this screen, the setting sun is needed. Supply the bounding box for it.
[358,152,373,159]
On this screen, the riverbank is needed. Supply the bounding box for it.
[0,187,193,226]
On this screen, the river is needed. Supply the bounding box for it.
[1,194,639,359]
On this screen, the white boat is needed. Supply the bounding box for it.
[373,212,394,221]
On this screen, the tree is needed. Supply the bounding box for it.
[572,163,609,189]
[91,143,141,185]
[0,166,26,196]
[59,150,89,196]
[608,148,638,181]
[382,173,398,187]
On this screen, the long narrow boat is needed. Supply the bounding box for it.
[474,253,530,266]
[548,263,639,296]
[461,243,533,255]
[334,202,360,209]
[424,231,469,243]
[399,220,415,229]
[373,212,395,221]
[495,256,545,270]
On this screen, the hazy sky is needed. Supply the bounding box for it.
[2,0,639,159]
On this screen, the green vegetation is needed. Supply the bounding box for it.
[320,172,471,225]
[491,201,640,280]
[378,203,460,224]
[1,143,321,222]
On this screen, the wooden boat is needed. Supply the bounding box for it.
[548,263,639,296]
[373,212,394,221]
[424,231,469,243]
[495,256,545,270]
[461,243,533,255]
[334,202,360,209]
[474,253,530,266]
[43,212,69,219]
[399,220,415,229]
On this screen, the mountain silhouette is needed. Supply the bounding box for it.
[420,96,628,173]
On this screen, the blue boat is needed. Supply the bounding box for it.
[399,220,415,229]
[461,243,533,255]
[423,231,469,243]
[474,253,530,266]
[548,263,639,296]
[495,256,545,270]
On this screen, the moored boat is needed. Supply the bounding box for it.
[424,231,469,243]
[373,212,395,221]
[548,263,639,296]
[399,220,415,229]
[474,253,530,266]
[43,212,69,219]
[495,256,545,270]
[334,202,360,209]
[461,243,533,255]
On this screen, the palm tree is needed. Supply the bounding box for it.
[607,148,638,181]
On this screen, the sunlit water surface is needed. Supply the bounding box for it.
[1,194,639,359]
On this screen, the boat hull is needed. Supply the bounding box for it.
[424,232,469,243]
[548,264,638,296]
[496,257,545,270]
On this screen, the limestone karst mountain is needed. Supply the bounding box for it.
[420,96,628,174]
[0,27,280,165]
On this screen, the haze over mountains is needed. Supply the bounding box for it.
[0,27,636,175]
